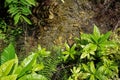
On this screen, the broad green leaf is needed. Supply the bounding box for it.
[12,55,18,74]
[14,13,21,25]
[14,66,22,75]
[83,43,97,53]
[0,74,17,80]
[90,34,98,44]
[99,41,116,49]
[21,53,36,67]
[0,59,15,77]
[99,31,111,43]
[18,53,37,77]
[90,75,95,80]
[0,43,15,65]
[96,73,108,80]
[81,73,90,79]
[18,73,47,80]
[97,66,105,74]
[21,15,32,25]
[90,61,96,73]
[81,33,92,42]
[93,25,100,39]
[32,63,44,71]
[38,48,50,57]
[26,0,36,6]
[80,52,87,59]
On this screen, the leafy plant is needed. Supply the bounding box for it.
[0,43,48,80]
[38,46,62,80]
[65,25,119,80]
[62,43,76,61]
[5,0,36,25]
[0,43,16,65]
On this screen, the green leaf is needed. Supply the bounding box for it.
[63,54,69,61]
[90,62,96,73]
[21,7,32,15]
[26,0,36,6]
[97,66,105,74]
[65,42,70,51]
[14,13,21,25]
[80,33,92,42]
[37,47,50,57]
[81,73,90,79]
[90,34,98,44]
[0,59,16,77]
[21,15,32,25]
[90,75,95,80]
[5,0,14,4]
[18,53,37,77]
[71,44,76,52]
[18,73,47,80]
[21,0,31,7]
[0,43,16,65]
[80,52,87,59]
[82,64,89,72]
[93,25,100,39]
[32,63,44,71]
[99,31,111,43]
[12,55,18,74]
[8,7,19,17]
[0,75,17,80]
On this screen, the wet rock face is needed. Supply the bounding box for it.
[30,0,120,49]
[34,0,95,49]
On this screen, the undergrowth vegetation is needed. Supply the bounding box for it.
[0,0,120,80]
[0,25,120,80]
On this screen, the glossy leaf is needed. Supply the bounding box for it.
[0,59,16,77]
[18,53,37,77]
[81,73,90,79]
[0,43,15,65]
[18,73,47,80]
[80,33,92,42]
[32,63,44,72]
[0,75,17,80]
[80,52,87,59]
